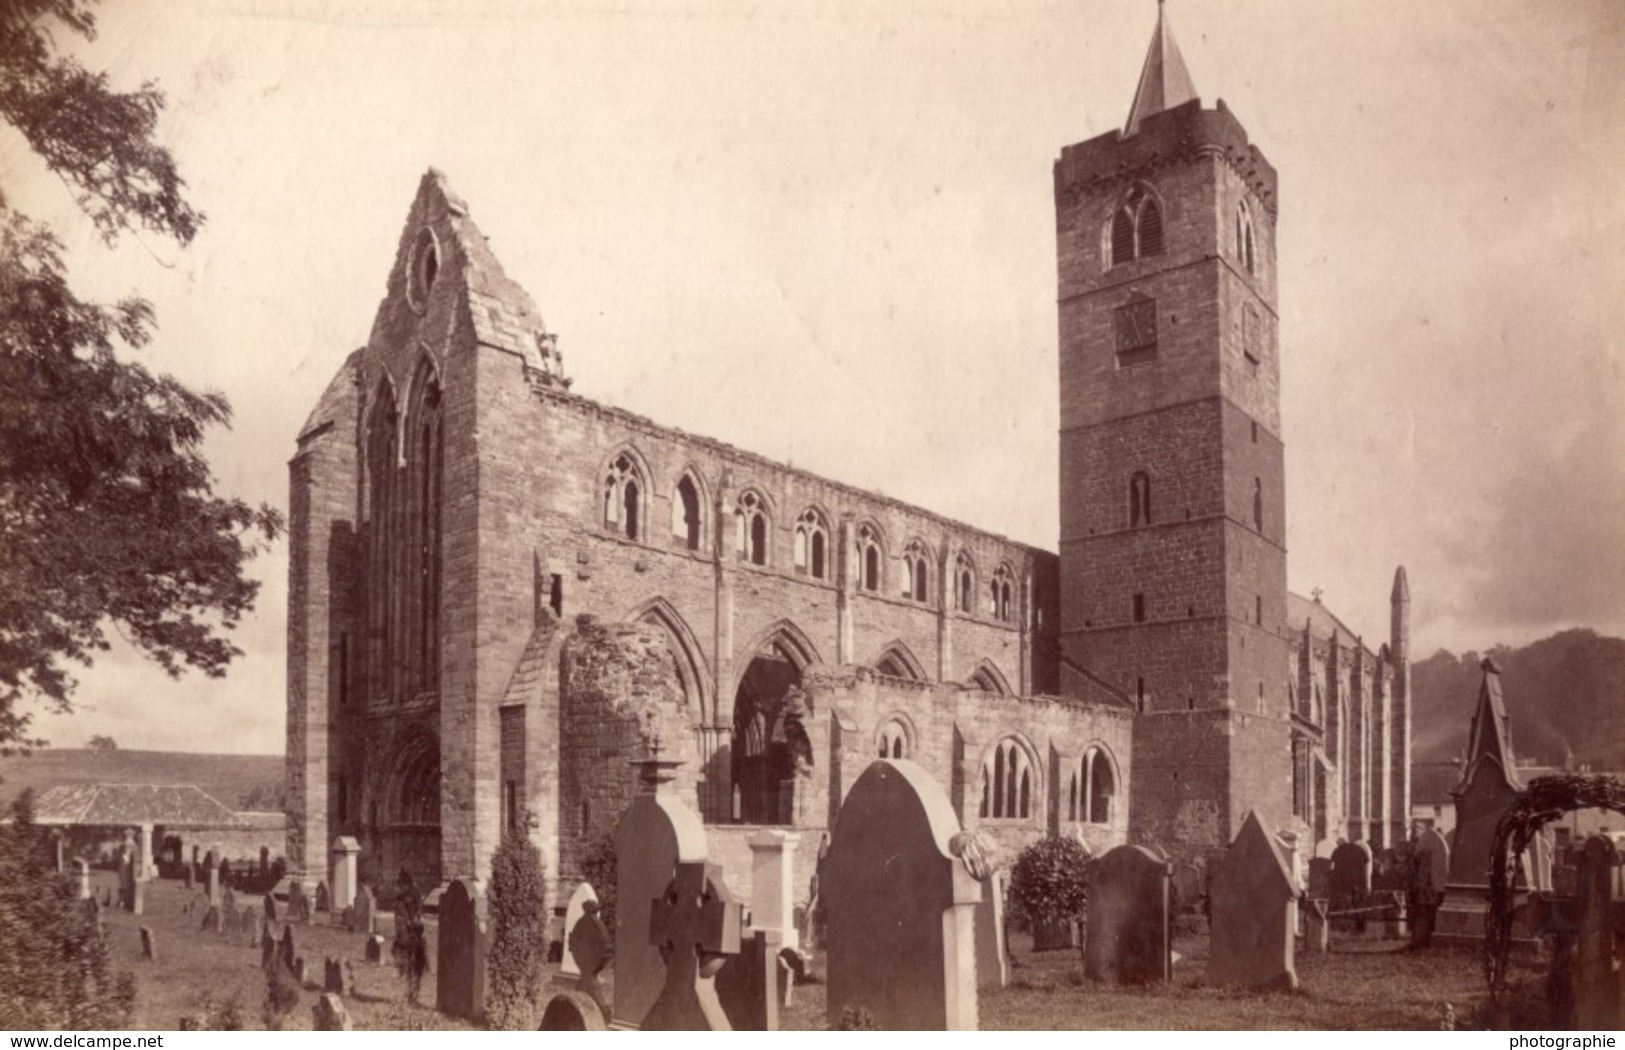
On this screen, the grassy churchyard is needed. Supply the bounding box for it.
[91,869,1518,1031]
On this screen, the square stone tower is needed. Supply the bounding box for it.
[1053,7,1293,851]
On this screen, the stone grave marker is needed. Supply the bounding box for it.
[315,881,330,914]
[118,853,136,912]
[716,829,801,1030]
[259,846,270,880]
[974,868,1009,990]
[613,756,709,1028]
[559,881,598,978]
[324,956,344,994]
[139,925,156,962]
[364,933,386,963]
[293,956,307,984]
[540,990,607,1030]
[821,759,981,1031]
[568,900,611,1012]
[263,893,277,922]
[287,881,310,924]
[1418,828,1450,895]
[435,877,488,1023]
[219,858,232,888]
[1306,857,1332,899]
[261,930,277,971]
[1329,841,1373,928]
[353,886,375,935]
[201,904,221,933]
[331,837,362,912]
[221,885,236,918]
[182,863,194,891]
[312,994,350,1031]
[1574,835,1622,1030]
[341,905,355,932]
[203,851,220,906]
[129,879,144,917]
[279,925,297,975]
[1207,811,1299,990]
[1085,844,1173,985]
[643,861,742,1031]
[75,859,91,900]
[1304,898,1329,953]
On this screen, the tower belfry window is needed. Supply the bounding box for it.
[1106,185,1166,269]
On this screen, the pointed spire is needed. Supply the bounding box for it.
[1125,0,1200,135]
[1391,566,1411,602]
[1455,657,1520,795]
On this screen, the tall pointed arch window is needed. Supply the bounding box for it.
[793,508,828,580]
[734,491,769,566]
[365,382,399,697]
[672,473,703,551]
[1107,185,1166,269]
[407,365,444,690]
[902,539,930,602]
[603,453,644,540]
[1068,747,1118,825]
[1236,200,1256,275]
[979,737,1034,820]
[856,524,882,592]
[989,564,1015,623]
[955,553,975,613]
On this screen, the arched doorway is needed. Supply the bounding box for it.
[375,727,442,890]
[724,629,816,825]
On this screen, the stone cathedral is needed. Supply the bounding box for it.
[286,7,1411,901]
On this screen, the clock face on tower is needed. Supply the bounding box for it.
[1114,295,1158,364]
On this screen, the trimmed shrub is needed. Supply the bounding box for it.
[486,830,550,1030]
[0,793,135,1028]
[1007,835,1093,936]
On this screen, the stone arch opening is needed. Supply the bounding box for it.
[376,726,442,888]
[720,625,818,826]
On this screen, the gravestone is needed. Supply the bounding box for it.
[568,900,611,1012]
[315,881,331,914]
[435,878,488,1023]
[1307,857,1333,899]
[260,929,277,971]
[1207,811,1298,990]
[559,881,598,978]
[1085,844,1173,985]
[613,756,709,1028]
[324,956,344,994]
[716,930,785,1031]
[974,869,1009,989]
[1574,835,1622,1030]
[221,886,237,919]
[218,859,232,888]
[821,759,980,1030]
[1171,862,1204,913]
[642,861,742,1030]
[75,859,91,900]
[293,956,306,984]
[1304,898,1330,953]
[263,893,277,922]
[129,879,144,917]
[259,846,270,880]
[331,836,362,912]
[353,886,375,935]
[364,933,387,963]
[287,881,311,924]
[118,853,136,912]
[204,851,220,906]
[182,864,194,891]
[139,925,156,962]
[201,905,221,933]
[1418,828,1450,895]
[540,990,608,1031]
[312,994,350,1031]
[341,905,355,932]
[279,925,297,975]
[1330,841,1373,931]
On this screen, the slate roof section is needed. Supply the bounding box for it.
[1287,592,1381,660]
[32,784,249,829]
[1125,1,1200,134]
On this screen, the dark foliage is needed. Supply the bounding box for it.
[261,959,300,1030]
[0,792,134,1027]
[0,0,281,753]
[834,1005,880,1030]
[1007,835,1093,933]
[391,869,429,1003]
[486,830,549,1029]
[580,832,617,937]
[1485,773,1625,1001]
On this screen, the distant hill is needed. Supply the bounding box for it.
[0,749,284,813]
[1411,629,1625,769]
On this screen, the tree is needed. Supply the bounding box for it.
[86,734,116,751]
[1007,835,1093,955]
[485,826,549,1029]
[0,0,282,752]
[0,791,135,1027]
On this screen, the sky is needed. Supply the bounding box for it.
[5,0,1623,755]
